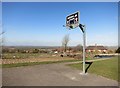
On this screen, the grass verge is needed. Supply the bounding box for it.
[68,57,118,81]
[1,59,80,68]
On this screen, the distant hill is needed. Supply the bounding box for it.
[2,46,61,49]
[2,45,118,50]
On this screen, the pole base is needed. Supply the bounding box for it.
[79,72,88,75]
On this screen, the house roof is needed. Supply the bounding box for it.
[86,46,107,50]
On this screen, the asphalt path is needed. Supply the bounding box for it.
[2,61,118,86]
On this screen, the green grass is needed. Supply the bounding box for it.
[1,59,80,68]
[68,57,118,81]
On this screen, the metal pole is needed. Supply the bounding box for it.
[83,25,86,74]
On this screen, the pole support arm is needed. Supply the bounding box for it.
[79,24,85,33]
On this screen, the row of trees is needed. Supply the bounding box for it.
[2,48,49,53]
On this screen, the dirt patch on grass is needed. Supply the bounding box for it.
[1,57,74,64]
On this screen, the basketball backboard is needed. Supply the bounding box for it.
[66,11,80,29]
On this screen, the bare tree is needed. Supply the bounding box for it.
[62,34,70,52]
[0,31,5,44]
[0,31,5,59]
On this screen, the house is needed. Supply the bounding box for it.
[86,45,108,53]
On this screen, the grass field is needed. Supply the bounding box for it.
[2,53,56,59]
[68,57,118,81]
